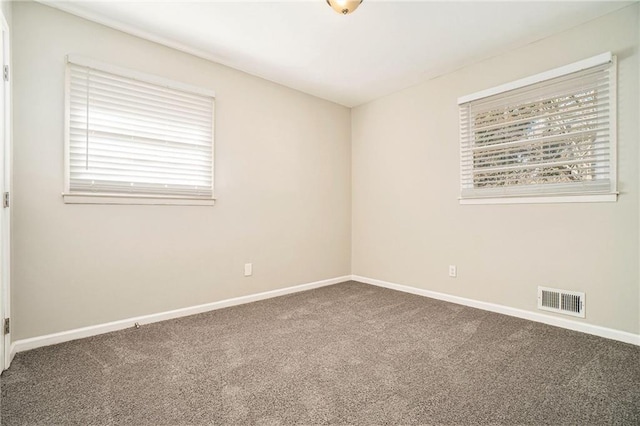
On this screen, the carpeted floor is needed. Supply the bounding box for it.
[1,281,639,425]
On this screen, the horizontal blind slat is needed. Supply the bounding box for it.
[70,93,212,128]
[70,66,211,108]
[464,64,610,110]
[467,99,609,134]
[67,61,214,198]
[69,136,213,161]
[71,120,212,148]
[73,84,213,120]
[458,55,615,200]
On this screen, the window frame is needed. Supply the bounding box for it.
[63,55,216,206]
[457,52,617,205]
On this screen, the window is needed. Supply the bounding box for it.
[458,53,616,204]
[64,55,215,205]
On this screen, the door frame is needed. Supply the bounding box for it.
[0,8,11,371]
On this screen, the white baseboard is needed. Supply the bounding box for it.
[352,275,640,346]
[10,273,638,363]
[11,275,350,356]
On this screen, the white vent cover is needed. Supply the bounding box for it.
[538,286,585,318]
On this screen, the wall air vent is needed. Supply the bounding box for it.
[537,287,585,318]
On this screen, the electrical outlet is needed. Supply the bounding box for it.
[448,265,457,278]
[244,263,252,277]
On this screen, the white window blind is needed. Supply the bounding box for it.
[65,56,214,201]
[458,53,616,202]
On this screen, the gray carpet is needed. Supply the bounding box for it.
[1,281,639,425]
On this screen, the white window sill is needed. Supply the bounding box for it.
[62,193,216,206]
[459,194,617,205]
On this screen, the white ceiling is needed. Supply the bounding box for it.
[41,1,632,107]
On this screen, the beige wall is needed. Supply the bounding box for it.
[10,2,640,341]
[352,5,640,334]
[1,0,10,27]
[12,2,351,340]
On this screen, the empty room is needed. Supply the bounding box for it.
[0,0,638,424]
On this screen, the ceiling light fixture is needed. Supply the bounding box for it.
[326,0,363,15]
